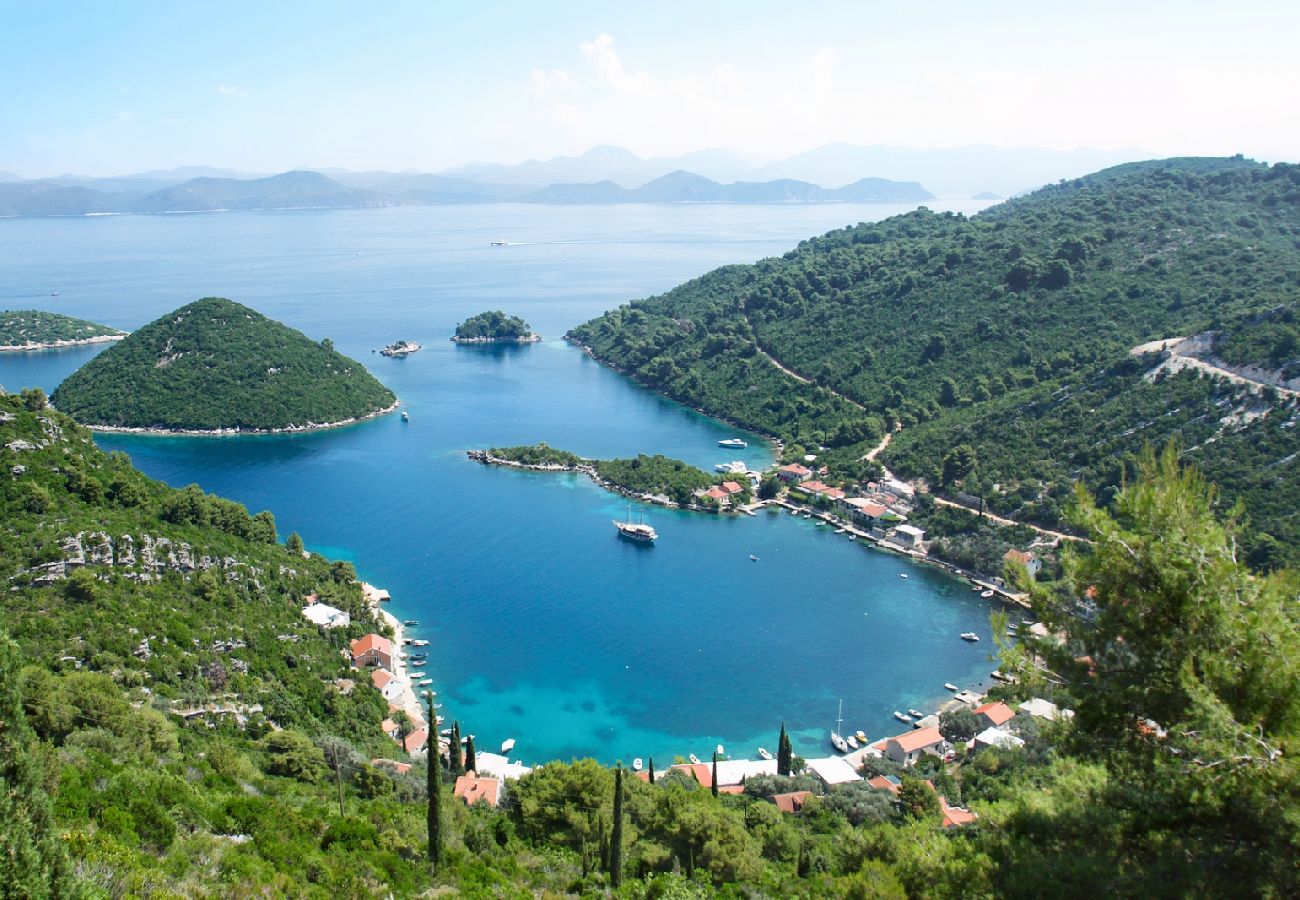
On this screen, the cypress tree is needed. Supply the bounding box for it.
[610,764,625,888]
[777,722,791,777]
[425,692,443,869]
[648,756,656,784]
[449,721,463,775]
[464,733,476,773]
[711,751,719,797]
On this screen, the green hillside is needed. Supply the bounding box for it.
[453,310,539,342]
[567,157,1300,564]
[0,310,125,348]
[3,392,1296,896]
[50,297,396,431]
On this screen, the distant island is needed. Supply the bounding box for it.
[0,310,126,351]
[452,311,541,344]
[379,339,421,357]
[521,170,933,204]
[50,297,397,433]
[469,443,753,509]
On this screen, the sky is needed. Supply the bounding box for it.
[2,0,1298,177]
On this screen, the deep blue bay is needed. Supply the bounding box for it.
[0,200,1004,764]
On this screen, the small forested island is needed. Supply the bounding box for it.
[452,310,541,343]
[0,309,126,351]
[470,442,752,508]
[379,339,422,357]
[49,297,397,433]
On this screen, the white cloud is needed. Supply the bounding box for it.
[579,33,660,96]
[216,84,250,98]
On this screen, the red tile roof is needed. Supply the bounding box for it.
[454,772,501,807]
[403,727,428,754]
[773,790,813,813]
[371,669,395,691]
[721,481,744,494]
[940,797,978,828]
[350,633,393,658]
[718,784,745,795]
[779,463,811,476]
[974,701,1015,727]
[867,775,901,796]
[370,758,412,775]
[703,486,729,500]
[671,763,712,789]
[887,725,944,753]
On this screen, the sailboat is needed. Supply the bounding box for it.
[614,502,657,543]
[830,699,850,753]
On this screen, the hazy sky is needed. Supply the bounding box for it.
[3,0,1297,177]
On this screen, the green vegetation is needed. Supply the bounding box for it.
[50,297,396,432]
[0,309,125,348]
[452,310,538,342]
[568,157,1300,565]
[3,389,1297,894]
[481,443,752,508]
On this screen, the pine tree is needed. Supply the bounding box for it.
[648,756,655,784]
[610,764,625,888]
[425,692,442,869]
[449,722,463,775]
[777,722,791,777]
[0,635,77,897]
[711,751,719,797]
[464,733,476,773]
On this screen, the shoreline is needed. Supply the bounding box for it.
[451,333,542,344]
[363,588,430,742]
[72,398,401,437]
[0,333,127,352]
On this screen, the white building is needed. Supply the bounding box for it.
[973,727,1025,751]
[803,756,862,787]
[893,524,926,548]
[301,602,350,629]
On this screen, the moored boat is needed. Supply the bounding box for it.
[757,747,773,760]
[501,738,516,754]
[831,731,849,753]
[944,682,959,692]
[614,502,657,542]
[718,438,748,448]
[980,589,995,599]
[632,757,643,771]
[960,632,980,642]
[893,711,912,724]
[908,708,924,719]
[845,735,860,750]
[689,753,701,765]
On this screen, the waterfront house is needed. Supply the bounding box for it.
[302,601,350,629]
[700,485,731,504]
[974,701,1016,729]
[773,790,814,813]
[370,669,408,703]
[974,727,1025,752]
[380,718,400,739]
[884,726,945,765]
[473,751,533,781]
[804,756,862,787]
[403,727,429,756]
[350,633,393,669]
[1003,548,1042,578]
[777,463,812,483]
[454,771,502,808]
[799,480,846,502]
[1020,697,1074,721]
[841,497,888,525]
[720,480,745,496]
[892,524,926,548]
[881,478,916,500]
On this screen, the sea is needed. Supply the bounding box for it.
[0,199,1004,766]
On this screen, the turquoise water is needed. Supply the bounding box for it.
[0,201,1003,764]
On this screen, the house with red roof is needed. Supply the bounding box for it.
[1003,549,1042,578]
[884,726,945,765]
[974,701,1015,729]
[454,771,501,808]
[371,758,412,776]
[403,727,429,756]
[350,633,393,669]
[773,790,814,813]
[799,480,846,501]
[380,718,400,739]
[777,463,812,483]
[867,774,902,796]
[720,480,745,496]
[940,796,978,828]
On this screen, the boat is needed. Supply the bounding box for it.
[439,727,452,736]
[689,753,701,765]
[944,683,959,692]
[403,619,419,626]
[411,660,427,667]
[854,730,867,744]
[491,240,508,246]
[714,460,747,473]
[401,411,409,421]
[960,632,980,642]
[845,735,860,750]
[614,502,658,543]
[411,639,429,647]
[848,535,856,541]
[834,528,845,534]
[802,513,811,519]
[716,744,725,757]
[757,747,773,760]
[632,757,643,771]
[893,711,913,724]
[501,738,516,754]
[899,573,908,579]
[718,438,748,448]
[908,708,924,719]
[830,700,850,752]
[980,589,996,599]
[749,554,759,562]
[789,509,799,515]
[971,585,984,592]
[419,678,433,686]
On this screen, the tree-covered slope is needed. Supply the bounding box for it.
[452,310,538,342]
[50,297,396,431]
[1,310,125,348]
[568,157,1300,563]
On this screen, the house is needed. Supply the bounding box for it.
[974,701,1015,729]
[370,758,412,776]
[773,790,814,813]
[867,774,902,796]
[403,727,429,756]
[973,727,1025,751]
[473,751,533,781]
[777,463,812,483]
[799,481,846,502]
[1003,549,1042,578]
[939,797,978,828]
[1019,698,1074,721]
[884,726,945,765]
[302,601,350,629]
[720,480,745,496]
[714,758,778,788]
[841,497,888,525]
[892,523,925,548]
[803,756,862,787]
[454,771,502,807]
[700,485,731,505]
[670,763,713,789]
[370,669,407,703]
[350,633,393,669]
[881,478,915,500]
[380,718,401,739]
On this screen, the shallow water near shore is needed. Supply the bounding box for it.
[0,200,1003,764]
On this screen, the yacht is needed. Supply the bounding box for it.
[501,738,516,754]
[714,460,747,473]
[845,734,860,750]
[960,632,980,642]
[401,411,409,421]
[830,699,850,752]
[757,747,773,760]
[893,711,913,724]
[614,502,657,543]
[403,619,419,626]
[944,683,959,692]
[632,757,643,771]
[718,438,748,448]
[749,554,759,562]
[908,708,925,719]
[689,753,702,765]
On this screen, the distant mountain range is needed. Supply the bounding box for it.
[0,142,1159,217]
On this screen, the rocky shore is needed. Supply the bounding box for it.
[0,333,126,352]
[72,398,402,436]
[451,333,542,344]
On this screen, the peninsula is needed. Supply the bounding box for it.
[469,442,752,509]
[0,309,126,351]
[50,297,397,433]
[452,310,541,343]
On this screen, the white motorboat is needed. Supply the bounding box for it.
[632,757,643,771]
[893,711,912,724]
[757,747,773,760]
[961,632,980,642]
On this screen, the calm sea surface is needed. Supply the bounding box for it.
[0,200,1004,764]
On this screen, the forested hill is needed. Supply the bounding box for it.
[1,310,125,348]
[568,157,1300,565]
[50,297,396,431]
